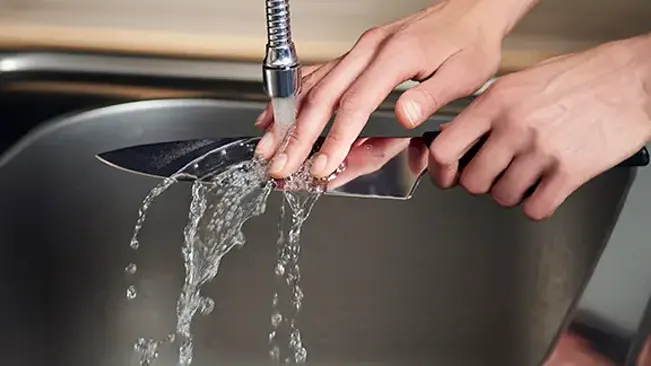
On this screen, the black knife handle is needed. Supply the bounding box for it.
[421,130,649,198]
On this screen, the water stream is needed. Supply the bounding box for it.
[125,96,326,365]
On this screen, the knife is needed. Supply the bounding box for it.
[96,131,650,200]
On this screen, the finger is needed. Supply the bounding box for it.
[327,137,409,189]
[427,158,459,189]
[429,94,496,167]
[491,153,547,207]
[254,103,273,129]
[309,43,419,178]
[523,168,581,221]
[458,132,516,195]
[254,127,277,160]
[426,123,456,188]
[427,100,495,189]
[407,138,429,176]
[268,30,390,178]
[396,51,488,129]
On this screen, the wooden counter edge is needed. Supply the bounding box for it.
[0,22,591,74]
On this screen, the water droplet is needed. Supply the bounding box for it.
[271,312,283,327]
[134,338,147,351]
[130,239,140,250]
[126,285,137,300]
[269,346,280,361]
[295,347,308,363]
[275,263,285,276]
[199,297,215,315]
[125,263,137,274]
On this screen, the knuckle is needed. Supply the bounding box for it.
[457,81,480,98]
[300,70,321,90]
[429,145,450,166]
[386,33,417,51]
[485,79,511,104]
[305,84,333,108]
[358,26,387,46]
[285,127,303,147]
[323,130,346,148]
[491,189,519,208]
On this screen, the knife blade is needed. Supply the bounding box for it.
[97,131,649,200]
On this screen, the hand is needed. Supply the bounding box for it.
[544,332,615,366]
[255,0,533,179]
[429,34,651,220]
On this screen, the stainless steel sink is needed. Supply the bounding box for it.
[0,51,648,365]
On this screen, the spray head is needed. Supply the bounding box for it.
[263,0,301,98]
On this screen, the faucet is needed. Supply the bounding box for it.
[262,0,301,98]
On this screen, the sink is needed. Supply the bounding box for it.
[0,51,646,365]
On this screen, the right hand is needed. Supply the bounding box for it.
[544,332,615,366]
[254,0,517,179]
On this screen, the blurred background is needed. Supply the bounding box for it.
[0,0,650,72]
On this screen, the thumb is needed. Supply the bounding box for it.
[395,52,494,129]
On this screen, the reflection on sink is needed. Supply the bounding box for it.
[0,96,637,365]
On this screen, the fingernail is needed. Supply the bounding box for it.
[255,132,274,157]
[268,153,288,175]
[310,153,328,177]
[403,100,421,127]
[254,109,268,127]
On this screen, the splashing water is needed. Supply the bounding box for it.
[175,157,274,366]
[125,96,334,365]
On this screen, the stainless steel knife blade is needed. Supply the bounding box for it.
[97,132,650,201]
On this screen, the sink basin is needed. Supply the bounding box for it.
[0,51,646,365]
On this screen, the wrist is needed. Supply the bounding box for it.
[626,33,651,100]
[641,33,651,91]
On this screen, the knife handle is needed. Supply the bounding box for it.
[421,130,650,198]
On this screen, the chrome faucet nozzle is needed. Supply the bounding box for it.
[263,0,301,98]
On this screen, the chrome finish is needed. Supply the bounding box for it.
[262,0,301,98]
[0,52,263,83]
[0,52,650,365]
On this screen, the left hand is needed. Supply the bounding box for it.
[429,34,651,220]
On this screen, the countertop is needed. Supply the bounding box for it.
[0,0,650,73]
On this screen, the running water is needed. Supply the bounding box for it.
[126,96,331,365]
[267,96,322,364]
